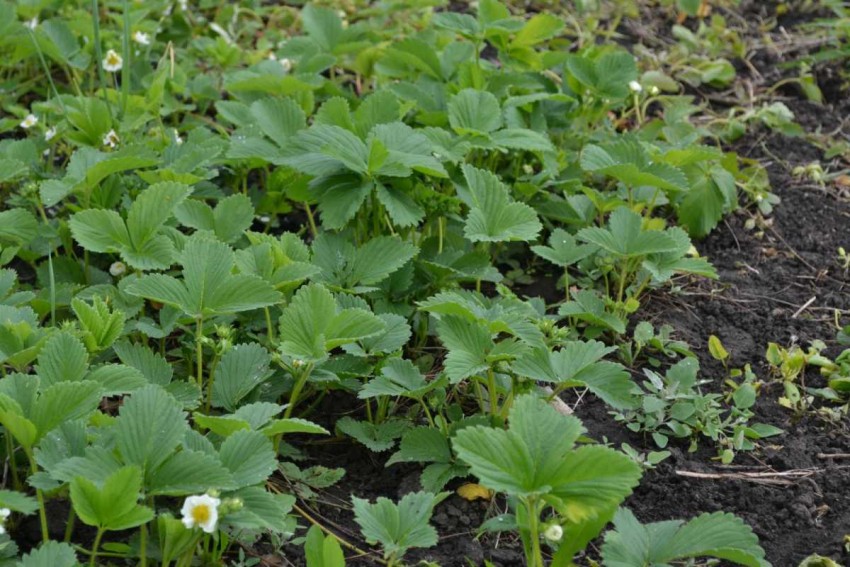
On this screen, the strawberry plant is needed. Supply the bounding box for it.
[0,0,799,563]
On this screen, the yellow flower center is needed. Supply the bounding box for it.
[107,53,121,66]
[191,504,211,524]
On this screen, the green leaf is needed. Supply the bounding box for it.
[345,313,412,357]
[386,427,452,466]
[219,430,277,488]
[602,508,767,567]
[113,342,172,385]
[359,358,432,399]
[577,208,679,259]
[278,284,385,362]
[513,13,564,46]
[114,385,188,476]
[531,229,596,267]
[280,125,368,176]
[211,343,273,411]
[251,97,307,147]
[35,331,88,387]
[225,487,295,533]
[126,182,192,254]
[30,381,103,444]
[581,140,688,192]
[69,182,191,270]
[147,450,235,496]
[355,91,401,138]
[348,236,418,287]
[0,490,38,514]
[17,541,78,567]
[462,165,541,243]
[305,524,346,567]
[0,209,39,246]
[513,342,637,410]
[259,418,329,438]
[175,194,255,244]
[453,395,641,513]
[126,234,281,318]
[70,466,154,531]
[448,89,502,135]
[301,4,344,51]
[436,315,493,383]
[352,491,447,560]
[337,417,408,452]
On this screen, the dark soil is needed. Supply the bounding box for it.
[575,124,850,566]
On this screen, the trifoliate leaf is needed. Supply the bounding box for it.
[336,417,408,452]
[461,165,541,243]
[352,491,447,560]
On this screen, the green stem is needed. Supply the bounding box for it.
[140,521,147,567]
[418,397,436,428]
[27,452,49,542]
[90,528,105,567]
[304,202,318,238]
[486,368,498,416]
[616,259,630,305]
[284,363,314,419]
[90,0,108,101]
[264,307,275,345]
[6,436,19,491]
[195,317,204,388]
[526,499,544,567]
[64,506,76,543]
[121,0,131,117]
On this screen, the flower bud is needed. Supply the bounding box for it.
[109,261,127,277]
[544,524,563,542]
[628,80,642,93]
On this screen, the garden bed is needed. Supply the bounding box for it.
[2,1,850,566]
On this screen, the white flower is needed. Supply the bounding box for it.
[522,164,534,175]
[292,359,305,368]
[109,261,127,277]
[102,49,123,72]
[25,17,38,30]
[279,57,293,73]
[628,80,642,93]
[0,508,9,535]
[20,114,38,129]
[181,494,221,534]
[132,31,151,45]
[178,0,188,11]
[543,524,563,543]
[259,215,271,224]
[103,129,120,148]
[44,126,56,141]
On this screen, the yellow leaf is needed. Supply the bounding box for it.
[456,483,492,501]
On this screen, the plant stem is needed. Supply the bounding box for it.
[27,452,49,542]
[195,317,204,388]
[64,506,76,542]
[90,528,105,567]
[139,522,147,567]
[121,0,131,117]
[264,307,275,345]
[486,368,499,416]
[526,499,544,567]
[90,0,108,101]
[304,202,318,238]
[616,259,630,305]
[284,363,313,419]
[6,436,19,491]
